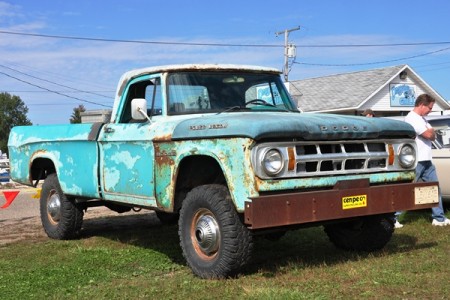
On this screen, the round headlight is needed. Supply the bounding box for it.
[398,144,416,168]
[262,149,284,176]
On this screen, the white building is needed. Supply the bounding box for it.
[289,64,450,117]
[80,109,112,123]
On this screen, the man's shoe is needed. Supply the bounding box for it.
[394,221,404,229]
[432,218,450,227]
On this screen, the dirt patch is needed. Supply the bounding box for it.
[0,207,159,246]
[0,216,45,245]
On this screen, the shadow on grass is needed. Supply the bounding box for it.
[242,226,436,277]
[76,211,437,278]
[79,212,185,265]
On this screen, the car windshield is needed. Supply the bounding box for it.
[429,118,450,149]
[166,71,298,114]
[434,130,450,149]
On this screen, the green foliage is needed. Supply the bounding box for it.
[70,104,86,124]
[0,92,32,154]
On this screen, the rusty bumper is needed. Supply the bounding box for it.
[244,179,439,229]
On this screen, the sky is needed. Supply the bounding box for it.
[1,0,450,125]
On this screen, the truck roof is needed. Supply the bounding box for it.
[115,64,282,104]
[121,64,281,80]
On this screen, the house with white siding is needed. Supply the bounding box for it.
[289,64,449,116]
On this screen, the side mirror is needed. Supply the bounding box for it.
[131,98,149,121]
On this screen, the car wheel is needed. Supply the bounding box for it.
[324,214,394,251]
[178,184,253,279]
[40,173,84,239]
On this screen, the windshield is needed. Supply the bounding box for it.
[434,128,450,149]
[429,118,450,149]
[167,71,298,114]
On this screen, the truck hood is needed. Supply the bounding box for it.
[171,112,415,141]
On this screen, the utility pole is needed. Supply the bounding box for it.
[275,26,300,82]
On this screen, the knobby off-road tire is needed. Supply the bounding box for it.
[178,184,253,279]
[40,173,84,239]
[324,214,395,252]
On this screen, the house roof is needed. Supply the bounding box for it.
[290,64,449,112]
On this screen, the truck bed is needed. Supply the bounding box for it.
[8,123,102,198]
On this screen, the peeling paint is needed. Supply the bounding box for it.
[104,167,121,191]
[110,151,141,169]
[153,138,257,211]
[99,123,155,205]
[255,171,416,192]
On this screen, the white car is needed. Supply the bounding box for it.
[428,116,450,201]
[385,115,450,202]
[0,154,10,183]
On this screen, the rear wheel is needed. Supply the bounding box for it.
[40,173,84,239]
[178,184,253,279]
[324,214,394,251]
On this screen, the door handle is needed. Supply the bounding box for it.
[104,127,115,133]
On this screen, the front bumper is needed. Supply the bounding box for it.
[244,179,439,229]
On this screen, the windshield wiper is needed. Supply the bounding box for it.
[216,106,248,114]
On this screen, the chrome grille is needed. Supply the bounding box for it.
[251,139,415,179]
[295,142,387,176]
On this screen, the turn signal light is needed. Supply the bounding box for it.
[388,144,395,165]
[287,147,295,171]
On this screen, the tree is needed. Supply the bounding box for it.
[0,92,32,155]
[70,104,86,124]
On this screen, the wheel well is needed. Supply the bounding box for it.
[173,155,226,212]
[30,158,56,182]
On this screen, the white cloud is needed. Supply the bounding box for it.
[0,1,22,18]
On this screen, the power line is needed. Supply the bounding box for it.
[27,103,86,106]
[294,46,450,67]
[2,30,450,48]
[3,90,114,93]
[3,61,112,90]
[297,41,450,48]
[0,64,112,99]
[0,71,112,107]
[0,30,282,48]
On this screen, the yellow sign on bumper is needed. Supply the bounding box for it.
[342,194,367,210]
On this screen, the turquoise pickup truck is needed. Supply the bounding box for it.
[8,64,438,279]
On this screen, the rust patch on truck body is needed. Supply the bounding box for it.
[245,179,439,229]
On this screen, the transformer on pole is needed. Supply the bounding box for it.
[275,26,300,82]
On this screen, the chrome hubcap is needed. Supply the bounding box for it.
[195,214,220,255]
[47,192,61,223]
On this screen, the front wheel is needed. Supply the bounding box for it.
[178,184,253,279]
[40,173,84,239]
[324,214,394,252]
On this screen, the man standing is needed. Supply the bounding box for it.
[401,94,449,226]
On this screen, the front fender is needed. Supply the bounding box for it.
[154,138,256,212]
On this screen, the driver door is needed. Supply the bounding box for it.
[98,76,162,207]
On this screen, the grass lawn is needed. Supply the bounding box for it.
[0,209,448,299]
